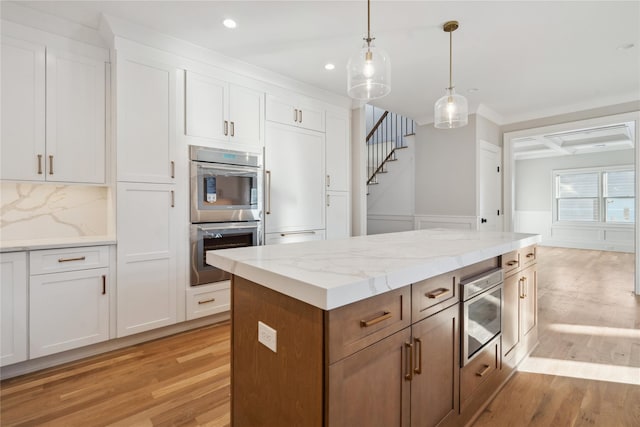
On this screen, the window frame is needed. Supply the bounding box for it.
[552,165,635,226]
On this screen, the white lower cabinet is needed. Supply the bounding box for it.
[326,191,351,239]
[265,230,326,245]
[117,182,178,337]
[186,282,230,320]
[0,252,28,366]
[28,246,110,359]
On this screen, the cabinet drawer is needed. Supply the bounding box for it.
[327,287,411,364]
[519,245,537,267]
[412,270,458,321]
[460,340,499,406]
[501,250,520,276]
[30,246,109,275]
[186,285,230,320]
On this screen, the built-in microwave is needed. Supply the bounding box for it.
[190,145,262,223]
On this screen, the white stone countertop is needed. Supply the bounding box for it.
[206,229,541,310]
[0,235,117,253]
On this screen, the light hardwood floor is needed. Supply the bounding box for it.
[1,247,638,426]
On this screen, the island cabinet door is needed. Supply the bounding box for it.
[410,303,460,427]
[502,273,521,359]
[327,327,411,427]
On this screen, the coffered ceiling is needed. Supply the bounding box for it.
[5,1,640,125]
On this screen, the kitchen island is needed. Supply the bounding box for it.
[207,229,541,427]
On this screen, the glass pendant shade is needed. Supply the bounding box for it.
[434,87,468,129]
[347,40,391,100]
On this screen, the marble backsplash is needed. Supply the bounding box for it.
[0,182,110,241]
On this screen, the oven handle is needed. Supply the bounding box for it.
[195,162,260,175]
[197,223,260,232]
[265,170,272,215]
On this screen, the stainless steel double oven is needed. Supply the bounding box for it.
[189,145,263,287]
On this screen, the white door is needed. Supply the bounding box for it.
[229,83,263,146]
[0,36,46,181]
[117,57,176,183]
[265,122,325,233]
[326,191,351,239]
[326,110,350,192]
[0,252,28,366]
[478,141,503,231]
[185,71,228,141]
[46,48,106,183]
[117,182,177,337]
[29,268,109,358]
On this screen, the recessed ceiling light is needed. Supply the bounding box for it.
[324,63,335,71]
[617,43,635,50]
[467,88,479,93]
[223,18,237,29]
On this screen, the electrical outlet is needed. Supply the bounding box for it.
[258,321,277,353]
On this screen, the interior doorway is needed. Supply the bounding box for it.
[503,111,640,295]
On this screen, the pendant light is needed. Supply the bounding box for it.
[347,0,391,100]
[434,20,468,129]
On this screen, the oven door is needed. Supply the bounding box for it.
[191,162,261,223]
[190,222,261,286]
[462,283,502,365]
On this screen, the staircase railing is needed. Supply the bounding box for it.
[367,109,415,185]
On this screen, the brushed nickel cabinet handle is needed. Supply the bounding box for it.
[526,252,535,259]
[198,298,216,305]
[171,190,175,208]
[326,194,330,207]
[414,338,422,375]
[265,170,271,214]
[170,161,175,179]
[298,109,303,123]
[405,342,413,381]
[519,277,525,299]
[360,311,392,327]
[293,109,298,122]
[58,256,86,263]
[224,120,229,136]
[37,154,43,174]
[49,155,54,175]
[426,288,451,299]
[280,231,316,237]
[523,276,528,298]
[326,174,331,188]
[230,121,235,137]
[102,274,106,295]
[476,364,491,377]
[506,260,518,267]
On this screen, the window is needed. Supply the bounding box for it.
[554,167,635,224]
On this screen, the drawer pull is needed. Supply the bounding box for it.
[476,364,492,377]
[360,311,392,327]
[49,155,54,175]
[198,298,216,305]
[526,253,535,259]
[426,288,451,299]
[505,260,518,267]
[58,256,86,263]
[405,342,413,381]
[37,154,43,174]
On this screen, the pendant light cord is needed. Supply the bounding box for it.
[366,0,371,44]
[449,30,453,90]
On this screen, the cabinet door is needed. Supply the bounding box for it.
[325,110,350,192]
[265,123,325,233]
[0,36,46,181]
[326,191,350,240]
[116,182,177,337]
[411,303,460,427]
[266,94,297,127]
[0,252,28,366]
[46,48,105,183]
[328,328,411,427]
[185,71,228,141]
[502,273,520,358]
[229,83,263,147]
[296,101,325,132]
[30,268,109,358]
[521,266,537,339]
[117,57,176,183]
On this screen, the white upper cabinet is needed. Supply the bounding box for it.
[185,70,264,147]
[1,31,106,183]
[1,36,45,181]
[46,48,106,183]
[266,94,325,132]
[325,110,351,192]
[117,57,177,183]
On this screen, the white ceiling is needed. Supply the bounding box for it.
[6,1,640,125]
